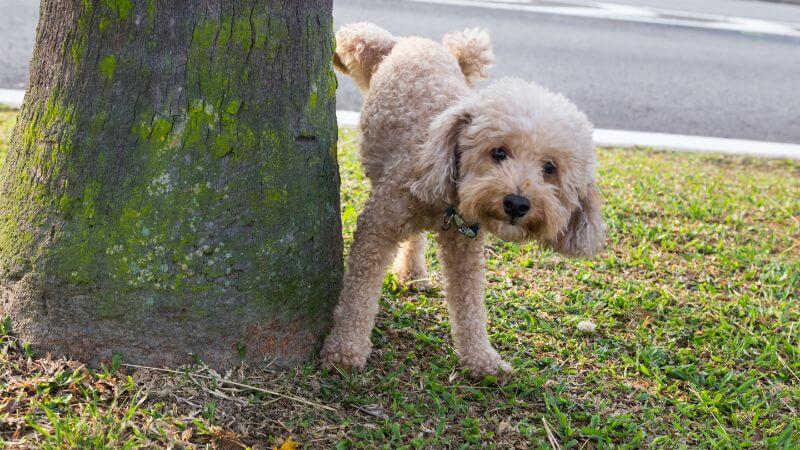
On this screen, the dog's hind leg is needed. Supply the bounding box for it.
[392,233,430,291]
[321,193,406,372]
[436,230,513,378]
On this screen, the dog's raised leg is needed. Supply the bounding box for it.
[321,195,405,372]
[436,230,513,377]
[392,233,430,291]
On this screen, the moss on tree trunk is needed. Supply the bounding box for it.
[0,0,342,369]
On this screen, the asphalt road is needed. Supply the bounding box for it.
[0,0,38,89]
[2,0,799,143]
[574,0,800,22]
[333,0,800,143]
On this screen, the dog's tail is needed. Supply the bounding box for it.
[442,28,494,87]
[333,22,398,92]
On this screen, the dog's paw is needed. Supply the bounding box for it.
[460,349,515,379]
[320,339,369,373]
[466,359,515,379]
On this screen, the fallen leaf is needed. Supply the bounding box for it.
[274,437,299,450]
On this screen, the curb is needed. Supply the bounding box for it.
[592,129,800,160]
[337,110,800,160]
[0,89,24,108]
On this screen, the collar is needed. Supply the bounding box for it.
[441,143,479,238]
[442,206,480,239]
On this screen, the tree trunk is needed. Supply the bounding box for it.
[0,0,342,369]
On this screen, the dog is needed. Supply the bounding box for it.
[321,23,604,377]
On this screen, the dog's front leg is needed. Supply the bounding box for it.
[437,230,513,377]
[321,196,404,372]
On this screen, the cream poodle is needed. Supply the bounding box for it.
[322,23,604,377]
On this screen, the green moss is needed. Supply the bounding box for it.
[224,99,240,115]
[98,18,112,32]
[69,40,86,67]
[266,20,289,59]
[90,111,109,135]
[102,0,133,21]
[69,8,92,67]
[0,93,77,272]
[81,181,101,223]
[308,89,318,110]
[231,18,253,49]
[149,118,172,144]
[118,0,133,20]
[145,0,156,22]
[99,55,116,81]
[251,15,269,49]
[327,69,338,101]
[193,21,218,50]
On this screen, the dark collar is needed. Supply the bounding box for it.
[442,144,479,238]
[442,206,480,238]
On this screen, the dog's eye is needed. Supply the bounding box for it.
[490,147,508,162]
[543,161,557,176]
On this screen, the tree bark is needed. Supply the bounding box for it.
[0,0,342,369]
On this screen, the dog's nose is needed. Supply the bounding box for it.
[503,194,530,218]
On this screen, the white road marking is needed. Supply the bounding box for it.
[3,92,796,159]
[403,0,800,38]
[0,89,24,108]
[336,110,800,160]
[336,110,361,127]
[592,128,800,159]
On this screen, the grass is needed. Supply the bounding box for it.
[1,116,799,448]
[0,110,15,168]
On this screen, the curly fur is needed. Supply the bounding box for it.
[334,23,494,91]
[442,28,494,87]
[322,23,604,377]
[333,22,398,91]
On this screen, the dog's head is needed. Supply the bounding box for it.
[411,78,604,257]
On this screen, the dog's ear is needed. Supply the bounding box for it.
[553,183,605,257]
[410,104,471,205]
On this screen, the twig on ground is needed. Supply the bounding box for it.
[542,417,561,450]
[780,237,800,255]
[122,363,336,412]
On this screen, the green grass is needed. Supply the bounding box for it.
[2,117,799,448]
[0,110,15,169]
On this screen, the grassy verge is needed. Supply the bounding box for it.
[1,117,799,448]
